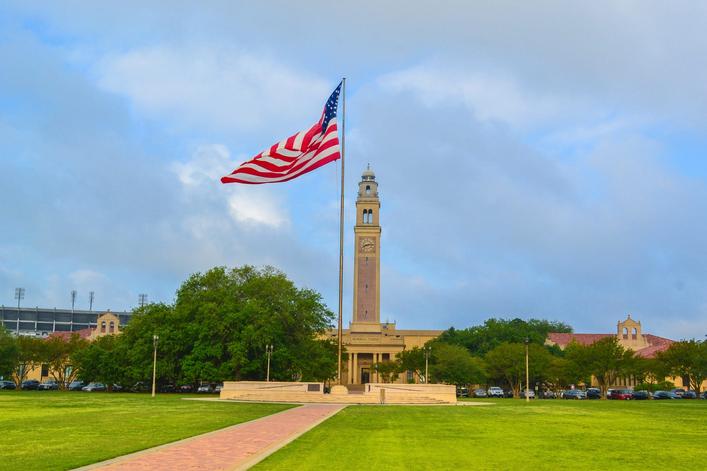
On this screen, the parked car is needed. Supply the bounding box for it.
[520,389,535,399]
[111,384,124,392]
[702,391,707,400]
[671,388,686,398]
[197,383,214,393]
[159,383,176,393]
[682,390,697,399]
[214,383,223,394]
[631,390,651,400]
[455,386,469,398]
[487,387,504,398]
[653,390,680,400]
[21,379,40,390]
[473,388,487,398]
[540,390,556,399]
[179,384,194,393]
[82,382,107,392]
[68,381,85,391]
[0,380,16,390]
[37,380,59,391]
[561,389,586,400]
[503,389,515,398]
[131,382,149,392]
[585,388,601,399]
[608,389,633,400]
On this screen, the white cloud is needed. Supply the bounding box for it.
[95,44,331,133]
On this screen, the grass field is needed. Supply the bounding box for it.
[0,391,292,470]
[255,399,707,470]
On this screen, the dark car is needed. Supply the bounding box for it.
[653,390,680,400]
[473,388,487,398]
[0,380,16,390]
[82,382,107,392]
[608,389,633,400]
[562,389,585,400]
[159,383,176,393]
[37,380,60,391]
[21,379,40,390]
[682,390,697,399]
[503,390,514,398]
[671,388,686,398]
[631,390,651,400]
[456,386,469,398]
[68,381,85,391]
[702,391,707,400]
[131,382,149,392]
[585,388,601,399]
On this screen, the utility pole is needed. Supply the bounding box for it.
[89,291,95,312]
[424,346,431,384]
[151,334,159,397]
[265,344,273,382]
[525,337,530,403]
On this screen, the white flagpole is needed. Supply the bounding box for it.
[337,78,346,385]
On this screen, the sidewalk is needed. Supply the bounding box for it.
[78,403,345,471]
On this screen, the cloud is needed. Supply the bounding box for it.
[96,44,331,135]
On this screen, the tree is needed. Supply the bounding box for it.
[115,265,337,386]
[397,347,426,382]
[73,335,127,389]
[656,340,707,392]
[12,335,45,384]
[430,344,485,386]
[484,342,553,397]
[567,337,634,398]
[374,361,400,383]
[44,334,88,389]
[0,327,19,379]
[436,318,572,356]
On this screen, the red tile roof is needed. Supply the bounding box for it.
[547,333,613,346]
[47,328,93,340]
[547,332,674,359]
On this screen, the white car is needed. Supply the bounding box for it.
[487,386,504,398]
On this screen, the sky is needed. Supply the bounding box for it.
[1,1,707,340]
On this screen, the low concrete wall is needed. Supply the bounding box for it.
[365,383,457,404]
[220,381,456,404]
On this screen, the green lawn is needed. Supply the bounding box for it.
[0,391,292,470]
[256,399,707,470]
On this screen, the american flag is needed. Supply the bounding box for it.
[221,82,342,184]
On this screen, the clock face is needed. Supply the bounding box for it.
[359,237,375,253]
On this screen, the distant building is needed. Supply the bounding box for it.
[1,306,131,338]
[546,315,704,390]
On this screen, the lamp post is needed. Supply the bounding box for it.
[524,337,530,403]
[424,346,431,384]
[151,334,159,397]
[265,344,273,382]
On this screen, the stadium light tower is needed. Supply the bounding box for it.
[71,290,77,312]
[14,287,25,309]
[139,293,148,307]
[89,291,95,312]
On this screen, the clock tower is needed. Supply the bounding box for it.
[352,165,381,329]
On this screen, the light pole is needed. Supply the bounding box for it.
[265,344,273,382]
[14,288,24,334]
[424,346,431,384]
[151,334,159,397]
[89,291,95,312]
[524,337,530,403]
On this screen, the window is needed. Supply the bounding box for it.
[109,321,115,333]
[407,370,414,382]
[101,321,106,333]
[631,327,637,339]
[622,327,628,339]
[365,185,371,195]
[41,364,49,377]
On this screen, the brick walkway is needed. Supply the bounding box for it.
[81,404,345,471]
